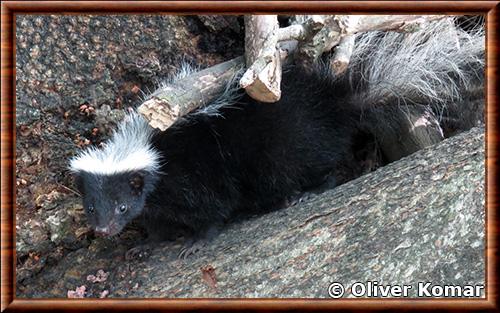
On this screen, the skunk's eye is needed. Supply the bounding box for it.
[87,205,95,214]
[118,204,128,214]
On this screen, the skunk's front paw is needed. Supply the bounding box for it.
[125,244,151,261]
[178,225,220,259]
[178,238,206,259]
[283,191,314,208]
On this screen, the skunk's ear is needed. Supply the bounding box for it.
[129,172,145,195]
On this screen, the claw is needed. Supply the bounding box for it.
[178,240,205,259]
[125,244,150,260]
[177,225,220,259]
[284,192,313,207]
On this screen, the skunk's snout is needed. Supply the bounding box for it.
[94,226,112,236]
[94,220,120,236]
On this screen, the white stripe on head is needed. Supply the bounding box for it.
[69,111,161,175]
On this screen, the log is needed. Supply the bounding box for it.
[137,56,244,131]
[352,15,446,33]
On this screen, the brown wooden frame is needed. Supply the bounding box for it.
[1,1,498,311]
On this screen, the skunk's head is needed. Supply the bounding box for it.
[69,112,161,236]
[73,170,158,236]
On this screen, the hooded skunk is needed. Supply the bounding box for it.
[69,18,484,258]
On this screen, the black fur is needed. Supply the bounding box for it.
[140,66,363,243]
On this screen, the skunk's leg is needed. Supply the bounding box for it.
[178,224,221,259]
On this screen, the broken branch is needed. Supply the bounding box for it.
[330,35,356,75]
[137,56,244,131]
[239,15,282,103]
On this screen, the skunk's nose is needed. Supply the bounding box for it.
[94,226,111,236]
